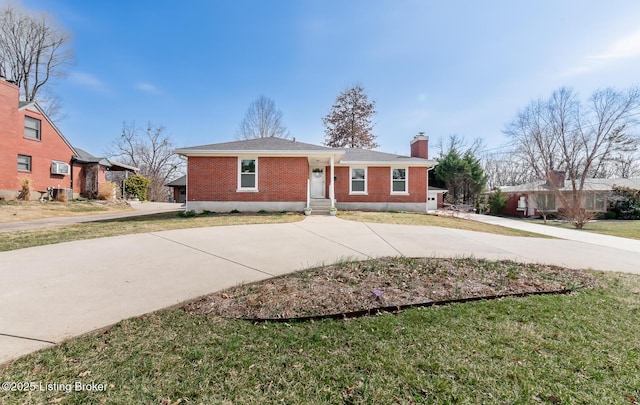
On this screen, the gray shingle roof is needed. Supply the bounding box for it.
[500,178,640,193]
[73,148,139,172]
[340,148,430,163]
[176,137,436,165]
[73,148,111,166]
[180,137,336,152]
[166,175,186,187]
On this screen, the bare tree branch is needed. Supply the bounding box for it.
[107,122,185,202]
[0,4,73,101]
[236,96,289,139]
[323,84,378,149]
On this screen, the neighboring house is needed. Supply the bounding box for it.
[499,172,640,217]
[166,175,186,203]
[0,76,137,200]
[174,134,442,214]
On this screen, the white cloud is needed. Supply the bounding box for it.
[561,29,640,78]
[590,29,640,60]
[69,71,109,93]
[135,82,162,95]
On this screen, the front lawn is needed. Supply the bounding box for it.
[0,211,303,252]
[0,200,131,223]
[339,211,548,238]
[1,259,638,404]
[527,219,640,240]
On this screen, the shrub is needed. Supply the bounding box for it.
[16,178,32,201]
[125,174,151,201]
[609,185,640,220]
[488,189,507,215]
[97,181,117,200]
[230,209,240,214]
[178,210,197,218]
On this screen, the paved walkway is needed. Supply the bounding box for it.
[0,202,183,233]
[1,216,639,364]
[466,213,640,253]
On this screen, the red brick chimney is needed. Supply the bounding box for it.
[0,77,20,136]
[546,170,565,188]
[410,132,429,159]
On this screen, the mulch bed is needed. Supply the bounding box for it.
[183,257,599,320]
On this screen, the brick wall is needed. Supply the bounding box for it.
[188,156,308,202]
[0,79,76,197]
[504,193,526,217]
[332,166,427,203]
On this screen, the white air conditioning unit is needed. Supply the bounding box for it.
[51,160,70,175]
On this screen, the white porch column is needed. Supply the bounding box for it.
[330,156,335,208]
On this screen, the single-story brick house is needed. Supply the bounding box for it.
[0,76,137,200]
[499,172,640,217]
[174,134,443,214]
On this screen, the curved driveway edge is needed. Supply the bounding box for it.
[1,216,639,364]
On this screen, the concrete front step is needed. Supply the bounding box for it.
[308,199,333,215]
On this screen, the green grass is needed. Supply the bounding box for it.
[339,211,549,238]
[527,219,640,240]
[1,271,638,404]
[0,212,302,252]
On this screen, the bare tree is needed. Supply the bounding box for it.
[236,96,289,139]
[504,86,640,228]
[481,152,537,189]
[107,122,185,202]
[0,3,73,110]
[323,84,378,149]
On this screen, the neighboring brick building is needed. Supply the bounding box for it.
[498,174,640,217]
[0,76,137,200]
[175,135,443,214]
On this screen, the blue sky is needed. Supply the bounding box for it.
[13,0,640,158]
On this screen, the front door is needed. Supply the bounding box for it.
[310,167,325,198]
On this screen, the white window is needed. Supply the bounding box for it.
[24,116,41,140]
[238,158,257,191]
[350,167,367,194]
[391,168,408,194]
[536,193,556,211]
[51,160,70,175]
[18,154,32,172]
[584,193,606,211]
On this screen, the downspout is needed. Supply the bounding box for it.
[70,158,74,196]
[330,156,335,209]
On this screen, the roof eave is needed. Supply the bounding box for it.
[337,160,438,167]
[174,149,345,157]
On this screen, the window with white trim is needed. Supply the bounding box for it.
[535,193,556,211]
[238,158,257,191]
[18,154,32,172]
[584,193,606,211]
[350,167,367,194]
[24,116,41,140]
[391,168,408,194]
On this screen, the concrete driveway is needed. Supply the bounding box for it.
[1,216,639,364]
